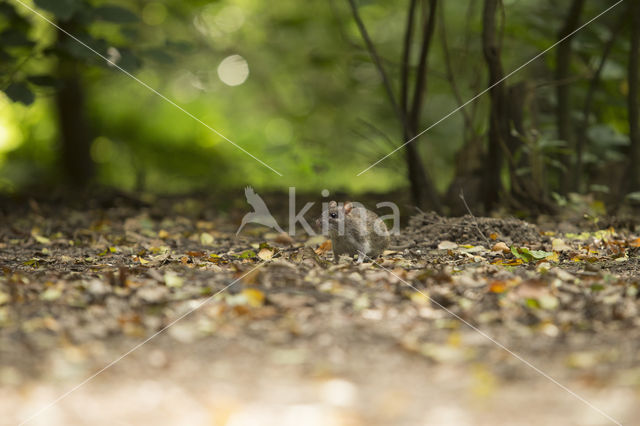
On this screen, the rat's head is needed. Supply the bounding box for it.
[316,200,353,235]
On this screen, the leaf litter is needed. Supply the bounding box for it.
[0,197,639,424]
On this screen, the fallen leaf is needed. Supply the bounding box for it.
[315,240,332,256]
[410,291,430,305]
[305,235,327,247]
[552,238,571,251]
[200,232,215,246]
[186,251,207,258]
[511,246,553,263]
[438,240,458,250]
[40,288,61,301]
[236,250,256,259]
[491,242,510,253]
[258,247,274,261]
[242,289,265,307]
[489,281,507,293]
[164,271,183,288]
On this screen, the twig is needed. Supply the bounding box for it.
[357,118,399,149]
[346,0,405,129]
[575,14,623,191]
[459,189,490,245]
[438,1,473,130]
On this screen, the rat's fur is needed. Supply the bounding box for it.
[317,201,390,263]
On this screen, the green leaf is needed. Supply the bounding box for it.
[34,0,81,21]
[511,246,532,262]
[94,5,138,23]
[0,50,11,62]
[4,82,35,105]
[27,75,58,87]
[0,29,33,47]
[510,246,552,263]
[524,298,540,309]
[0,3,18,17]
[236,250,256,259]
[59,34,108,62]
[528,249,553,260]
[144,48,173,64]
[113,48,141,72]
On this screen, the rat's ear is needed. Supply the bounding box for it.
[329,200,337,208]
[344,202,353,215]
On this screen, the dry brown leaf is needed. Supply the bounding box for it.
[491,242,510,253]
[258,247,274,261]
[315,240,332,256]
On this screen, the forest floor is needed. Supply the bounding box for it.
[1,194,639,426]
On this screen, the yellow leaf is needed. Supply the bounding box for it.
[410,291,430,305]
[242,289,265,307]
[545,252,559,262]
[34,235,51,244]
[447,331,462,347]
[158,229,170,239]
[200,232,215,245]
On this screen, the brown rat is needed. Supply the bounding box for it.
[316,201,390,263]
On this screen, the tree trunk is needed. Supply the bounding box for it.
[575,17,621,193]
[555,0,585,193]
[403,0,441,212]
[481,0,508,211]
[55,24,94,187]
[400,0,418,117]
[626,0,640,193]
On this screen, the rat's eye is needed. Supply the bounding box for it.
[329,212,337,219]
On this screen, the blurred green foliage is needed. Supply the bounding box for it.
[0,0,632,199]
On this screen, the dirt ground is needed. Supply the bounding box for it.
[1,195,639,425]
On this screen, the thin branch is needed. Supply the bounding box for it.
[357,118,399,150]
[575,15,623,191]
[346,0,405,128]
[408,0,438,133]
[459,189,490,246]
[438,1,473,130]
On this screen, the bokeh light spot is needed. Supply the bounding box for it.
[91,137,114,163]
[214,6,245,33]
[0,98,22,153]
[142,3,167,26]
[217,55,249,87]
